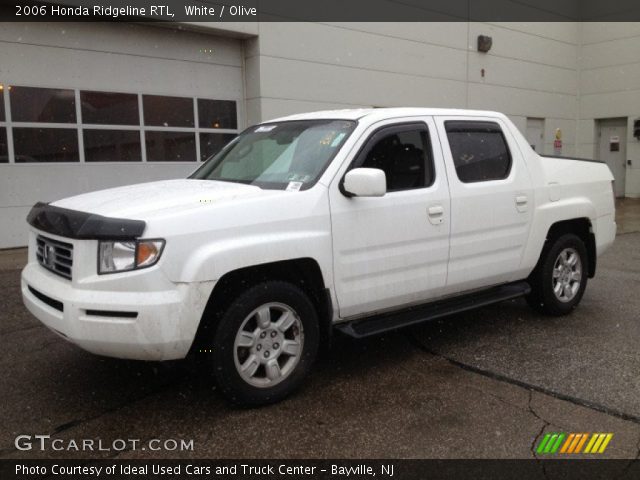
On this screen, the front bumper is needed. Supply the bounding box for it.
[21,258,214,362]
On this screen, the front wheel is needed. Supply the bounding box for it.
[212,281,319,406]
[526,233,588,316]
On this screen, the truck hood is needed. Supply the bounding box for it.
[51,179,272,219]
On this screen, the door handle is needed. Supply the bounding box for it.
[515,195,528,213]
[427,205,444,225]
[428,205,444,216]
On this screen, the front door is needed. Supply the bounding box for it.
[329,117,450,318]
[597,118,627,197]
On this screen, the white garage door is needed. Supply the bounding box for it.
[0,22,244,248]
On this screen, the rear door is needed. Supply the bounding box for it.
[526,117,545,153]
[434,116,533,294]
[597,118,627,197]
[329,117,450,318]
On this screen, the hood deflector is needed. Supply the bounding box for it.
[27,202,146,240]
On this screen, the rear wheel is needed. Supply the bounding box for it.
[212,281,319,406]
[526,233,588,316]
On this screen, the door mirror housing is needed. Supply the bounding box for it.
[343,168,387,197]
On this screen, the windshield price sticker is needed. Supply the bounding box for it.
[285,181,303,192]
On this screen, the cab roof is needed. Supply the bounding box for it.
[268,107,506,123]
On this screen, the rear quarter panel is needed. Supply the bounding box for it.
[520,155,615,274]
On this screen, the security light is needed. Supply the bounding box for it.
[477,35,492,53]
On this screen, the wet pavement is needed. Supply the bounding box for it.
[616,197,640,234]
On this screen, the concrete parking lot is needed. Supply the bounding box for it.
[1,200,639,460]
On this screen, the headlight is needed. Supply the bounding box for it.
[98,239,165,274]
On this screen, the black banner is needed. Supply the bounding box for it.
[2,0,640,22]
[2,459,640,480]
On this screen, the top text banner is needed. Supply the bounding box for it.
[3,0,640,22]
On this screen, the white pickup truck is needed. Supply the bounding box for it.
[22,108,616,405]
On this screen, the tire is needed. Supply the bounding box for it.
[211,281,319,407]
[526,233,588,316]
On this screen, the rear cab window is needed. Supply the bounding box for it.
[444,121,512,183]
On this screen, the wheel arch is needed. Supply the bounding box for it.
[190,257,333,354]
[541,218,596,278]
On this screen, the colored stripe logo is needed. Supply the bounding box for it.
[536,433,613,454]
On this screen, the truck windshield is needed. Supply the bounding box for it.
[190,120,357,190]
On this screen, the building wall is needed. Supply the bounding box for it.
[1,20,639,248]
[246,21,639,196]
[0,22,244,247]
[246,22,581,156]
[578,23,640,197]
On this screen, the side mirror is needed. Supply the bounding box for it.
[343,168,386,197]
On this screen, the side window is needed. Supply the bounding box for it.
[357,125,434,192]
[445,121,512,183]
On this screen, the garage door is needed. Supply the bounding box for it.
[0,22,244,248]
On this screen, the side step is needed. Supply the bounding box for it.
[335,281,531,339]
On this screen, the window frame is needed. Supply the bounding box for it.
[0,124,8,163]
[0,86,8,163]
[342,121,436,195]
[9,86,77,124]
[13,127,81,163]
[444,120,513,184]
[0,84,239,164]
[80,90,140,126]
[197,98,238,130]
[82,129,144,163]
[142,94,196,128]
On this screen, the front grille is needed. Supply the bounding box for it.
[36,235,73,280]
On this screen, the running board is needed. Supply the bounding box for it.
[335,281,531,339]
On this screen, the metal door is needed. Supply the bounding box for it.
[526,118,545,153]
[597,118,627,197]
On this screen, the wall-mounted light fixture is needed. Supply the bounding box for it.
[477,35,492,53]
